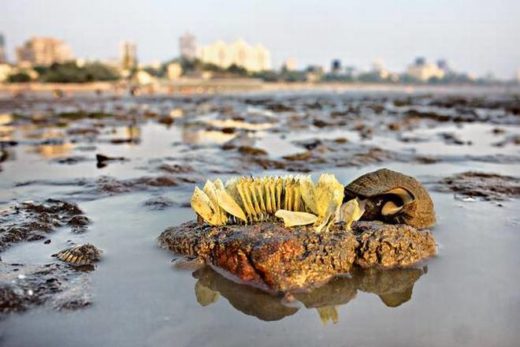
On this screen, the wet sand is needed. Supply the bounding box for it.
[1,88,520,346]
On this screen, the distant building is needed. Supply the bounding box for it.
[0,64,13,82]
[407,58,445,81]
[344,66,358,78]
[305,65,324,82]
[516,69,520,83]
[371,59,390,79]
[167,62,183,80]
[197,39,271,72]
[0,33,7,63]
[134,70,154,85]
[120,41,137,70]
[414,57,426,66]
[179,32,197,60]
[437,59,449,72]
[282,58,297,71]
[16,37,73,66]
[331,59,342,74]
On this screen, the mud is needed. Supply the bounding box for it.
[0,262,91,314]
[438,171,520,200]
[0,199,89,251]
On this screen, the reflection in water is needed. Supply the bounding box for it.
[0,113,14,126]
[205,118,274,131]
[169,108,184,119]
[35,142,73,158]
[125,125,141,143]
[192,266,427,324]
[182,127,236,145]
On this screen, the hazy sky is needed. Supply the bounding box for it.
[1,0,519,78]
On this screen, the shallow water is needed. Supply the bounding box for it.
[1,90,520,346]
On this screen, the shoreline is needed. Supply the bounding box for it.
[1,80,520,97]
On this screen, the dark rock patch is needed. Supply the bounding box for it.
[0,199,89,251]
[96,153,128,168]
[143,196,176,210]
[0,262,91,314]
[438,171,520,201]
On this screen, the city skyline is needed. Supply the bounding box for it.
[1,0,519,78]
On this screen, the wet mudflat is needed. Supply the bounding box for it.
[1,88,520,346]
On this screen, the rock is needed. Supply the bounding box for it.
[159,220,437,293]
[237,146,268,156]
[159,221,358,293]
[96,153,127,168]
[353,221,437,269]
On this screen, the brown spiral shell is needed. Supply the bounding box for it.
[344,168,436,228]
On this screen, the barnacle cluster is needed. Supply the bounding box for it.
[190,174,364,232]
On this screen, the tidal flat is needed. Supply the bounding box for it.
[1,88,520,346]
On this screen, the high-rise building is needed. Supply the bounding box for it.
[197,39,271,72]
[179,32,197,60]
[120,41,137,70]
[0,33,7,63]
[16,37,73,66]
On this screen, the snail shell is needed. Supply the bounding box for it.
[53,244,102,266]
[344,168,436,228]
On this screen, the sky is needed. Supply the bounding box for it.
[1,0,519,78]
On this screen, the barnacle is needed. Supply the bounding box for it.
[190,174,363,232]
[53,243,102,266]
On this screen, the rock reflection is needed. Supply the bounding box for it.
[36,142,73,158]
[192,266,427,323]
[181,127,236,145]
